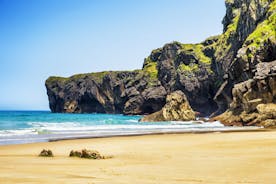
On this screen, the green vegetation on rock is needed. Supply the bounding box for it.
[46,76,67,85]
[203,35,220,45]
[245,17,275,47]
[178,63,199,72]
[242,1,276,59]
[142,57,158,79]
[180,44,212,64]
[215,8,240,61]
[47,70,137,85]
[225,0,234,4]
[260,0,270,6]
[245,3,276,45]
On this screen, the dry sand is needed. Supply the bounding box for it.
[1,131,276,184]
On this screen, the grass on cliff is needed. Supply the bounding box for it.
[243,1,276,56]
[178,63,199,72]
[260,0,271,6]
[215,7,240,61]
[46,70,139,85]
[176,43,213,74]
[142,57,158,80]
[46,76,67,85]
[70,71,112,83]
[180,44,212,65]
[215,0,275,62]
[203,35,220,45]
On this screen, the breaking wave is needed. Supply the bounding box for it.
[0,111,261,145]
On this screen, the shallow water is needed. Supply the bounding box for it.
[0,111,260,145]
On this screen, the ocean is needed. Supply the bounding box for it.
[0,111,261,145]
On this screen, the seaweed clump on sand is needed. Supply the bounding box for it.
[69,149,110,159]
[39,149,54,157]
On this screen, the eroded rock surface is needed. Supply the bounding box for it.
[212,0,276,115]
[212,61,276,127]
[140,90,195,122]
[46,71,166,115]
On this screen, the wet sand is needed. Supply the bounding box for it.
[1,131,276,184]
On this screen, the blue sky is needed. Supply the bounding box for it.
[0,0,225,110]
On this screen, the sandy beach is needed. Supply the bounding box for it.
[1,131,276,184]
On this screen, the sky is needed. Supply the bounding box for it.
[0,0,226,110]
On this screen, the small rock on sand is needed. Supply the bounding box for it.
[39,149,54,157]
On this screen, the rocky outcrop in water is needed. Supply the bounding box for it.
[140,90,195,122]
[46,0,276,126]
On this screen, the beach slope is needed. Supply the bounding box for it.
[1,131,276,183]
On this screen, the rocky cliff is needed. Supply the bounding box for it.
[46,39,219,116]
[210,0,276,127]
[46,70,166,115]
[46,0,276,125]
[212,61,276,127]
[212,0,276,116]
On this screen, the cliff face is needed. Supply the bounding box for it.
[46,0,276,125]
[212,61,276,127]
[210,0,276,126]
[46,71,166,115]
[212,0,276,115]
[143,40,219,116]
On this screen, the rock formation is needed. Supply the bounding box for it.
[212,61,276,127]
[211,0,276,116]
[46,0,276,126]
[46,70,167,115]
[46,40,219,116]
[140,90,196,122]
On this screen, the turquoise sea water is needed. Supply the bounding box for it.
[0,111,260,145]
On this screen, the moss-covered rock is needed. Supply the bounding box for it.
[178,63,199,72]
[240,1,276,64]
[142,57,158,80]
[181,44,212,64]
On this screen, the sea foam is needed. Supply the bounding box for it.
[0,111,261,145]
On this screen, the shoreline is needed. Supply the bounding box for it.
[0,125,266,146]
[1,130,276,183]
[48,126,267,142]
